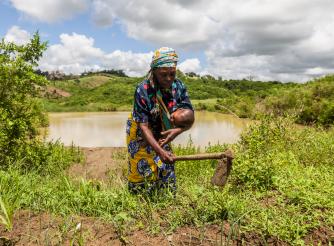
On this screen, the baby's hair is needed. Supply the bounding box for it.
[171,108,194,128]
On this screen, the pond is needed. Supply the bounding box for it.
[46,111,249,148]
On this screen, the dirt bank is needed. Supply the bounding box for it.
[67,147,127,182]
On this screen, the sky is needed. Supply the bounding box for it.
[1,0,334,82]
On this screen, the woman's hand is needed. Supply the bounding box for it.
[158,149,175,164]
[139,122,175,164]
[159,128,183,146]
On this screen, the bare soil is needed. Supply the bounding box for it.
[0,210,281,246]
[2,210,332,245]
[67,147,127,182]
[43,86,71,98]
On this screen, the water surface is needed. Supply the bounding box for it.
[46,111,249,148]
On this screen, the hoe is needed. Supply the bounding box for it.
[174,149,234,187]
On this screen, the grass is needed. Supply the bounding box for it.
[42,74,137,112]
[0,196,14,231]
[0,116,333,244]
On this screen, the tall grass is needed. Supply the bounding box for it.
[0,196,14,231]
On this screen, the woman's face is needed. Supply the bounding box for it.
[153,67,176,89]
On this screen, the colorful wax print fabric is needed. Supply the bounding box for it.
[150,47,179,68]
[132,78,193,140]
[126,114,176,192]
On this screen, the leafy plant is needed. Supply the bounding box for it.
[0,196,14,231]
[0,32,47,167]
[0,34,81,174]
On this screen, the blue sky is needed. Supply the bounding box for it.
[1,0,334,82]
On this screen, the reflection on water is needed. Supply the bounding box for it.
[46,111,249,148]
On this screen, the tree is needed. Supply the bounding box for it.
[0,32,48,166]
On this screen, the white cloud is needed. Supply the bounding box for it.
[10,0,89,22]
[38,31,195,77]
[4,25,30,45]
[205,54,274,81]
[91,1,114,27]
[39,32,152,76]
[91,0,218,48]
[89,0,334,82]
[305,67,334,77]
[8,0,334,82]
[178,59,201,74]
[40,32,104,74]
[103,50,152,77]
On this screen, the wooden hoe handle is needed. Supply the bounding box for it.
[174,150,234,161]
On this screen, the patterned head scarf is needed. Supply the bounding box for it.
[150,47,179,69]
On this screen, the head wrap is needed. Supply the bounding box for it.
[150,47,179,69]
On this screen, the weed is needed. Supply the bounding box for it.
[0,196,14,231]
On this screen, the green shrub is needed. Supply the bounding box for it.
[0,33,47,167]
[0,33,80,173]
[263,75,334,126]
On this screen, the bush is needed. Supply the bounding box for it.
[0,33,80,172]
[0,33,48,167]
[231,115,333,190]
[231,116,287,189]
[262,76,334,126]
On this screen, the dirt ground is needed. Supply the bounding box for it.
[43,86,71,99]
[0,210,286,246]
[2,210,333,245]
[67,147,127,182]
[1,147,333,245]
[0,210,213,245]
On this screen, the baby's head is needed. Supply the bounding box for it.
[171,108,194,129]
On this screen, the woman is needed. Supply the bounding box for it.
[126,47,194,194]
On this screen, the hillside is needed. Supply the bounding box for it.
[41,73,293,112]
[41,73,334,125]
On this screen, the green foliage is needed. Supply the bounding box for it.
[2,33,332,243]
[41,73,290,119]
[42,75,137,112]
[232,117,284,189]
[0,33,81,173]
[263,75,334,126]
[14,141,82,174]
[0,196,14,231]
[232,116,334,191]
[0,33,47,167]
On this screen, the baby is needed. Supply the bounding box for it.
[158,108,194,147]
[170,108,194,129]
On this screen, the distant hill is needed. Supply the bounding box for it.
[42,74,138,112]
[41,73,334,126]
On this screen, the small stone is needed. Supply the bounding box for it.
[167,235,173,242]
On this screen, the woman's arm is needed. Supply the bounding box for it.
[158,82,194,146]
[139,122,175,164]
